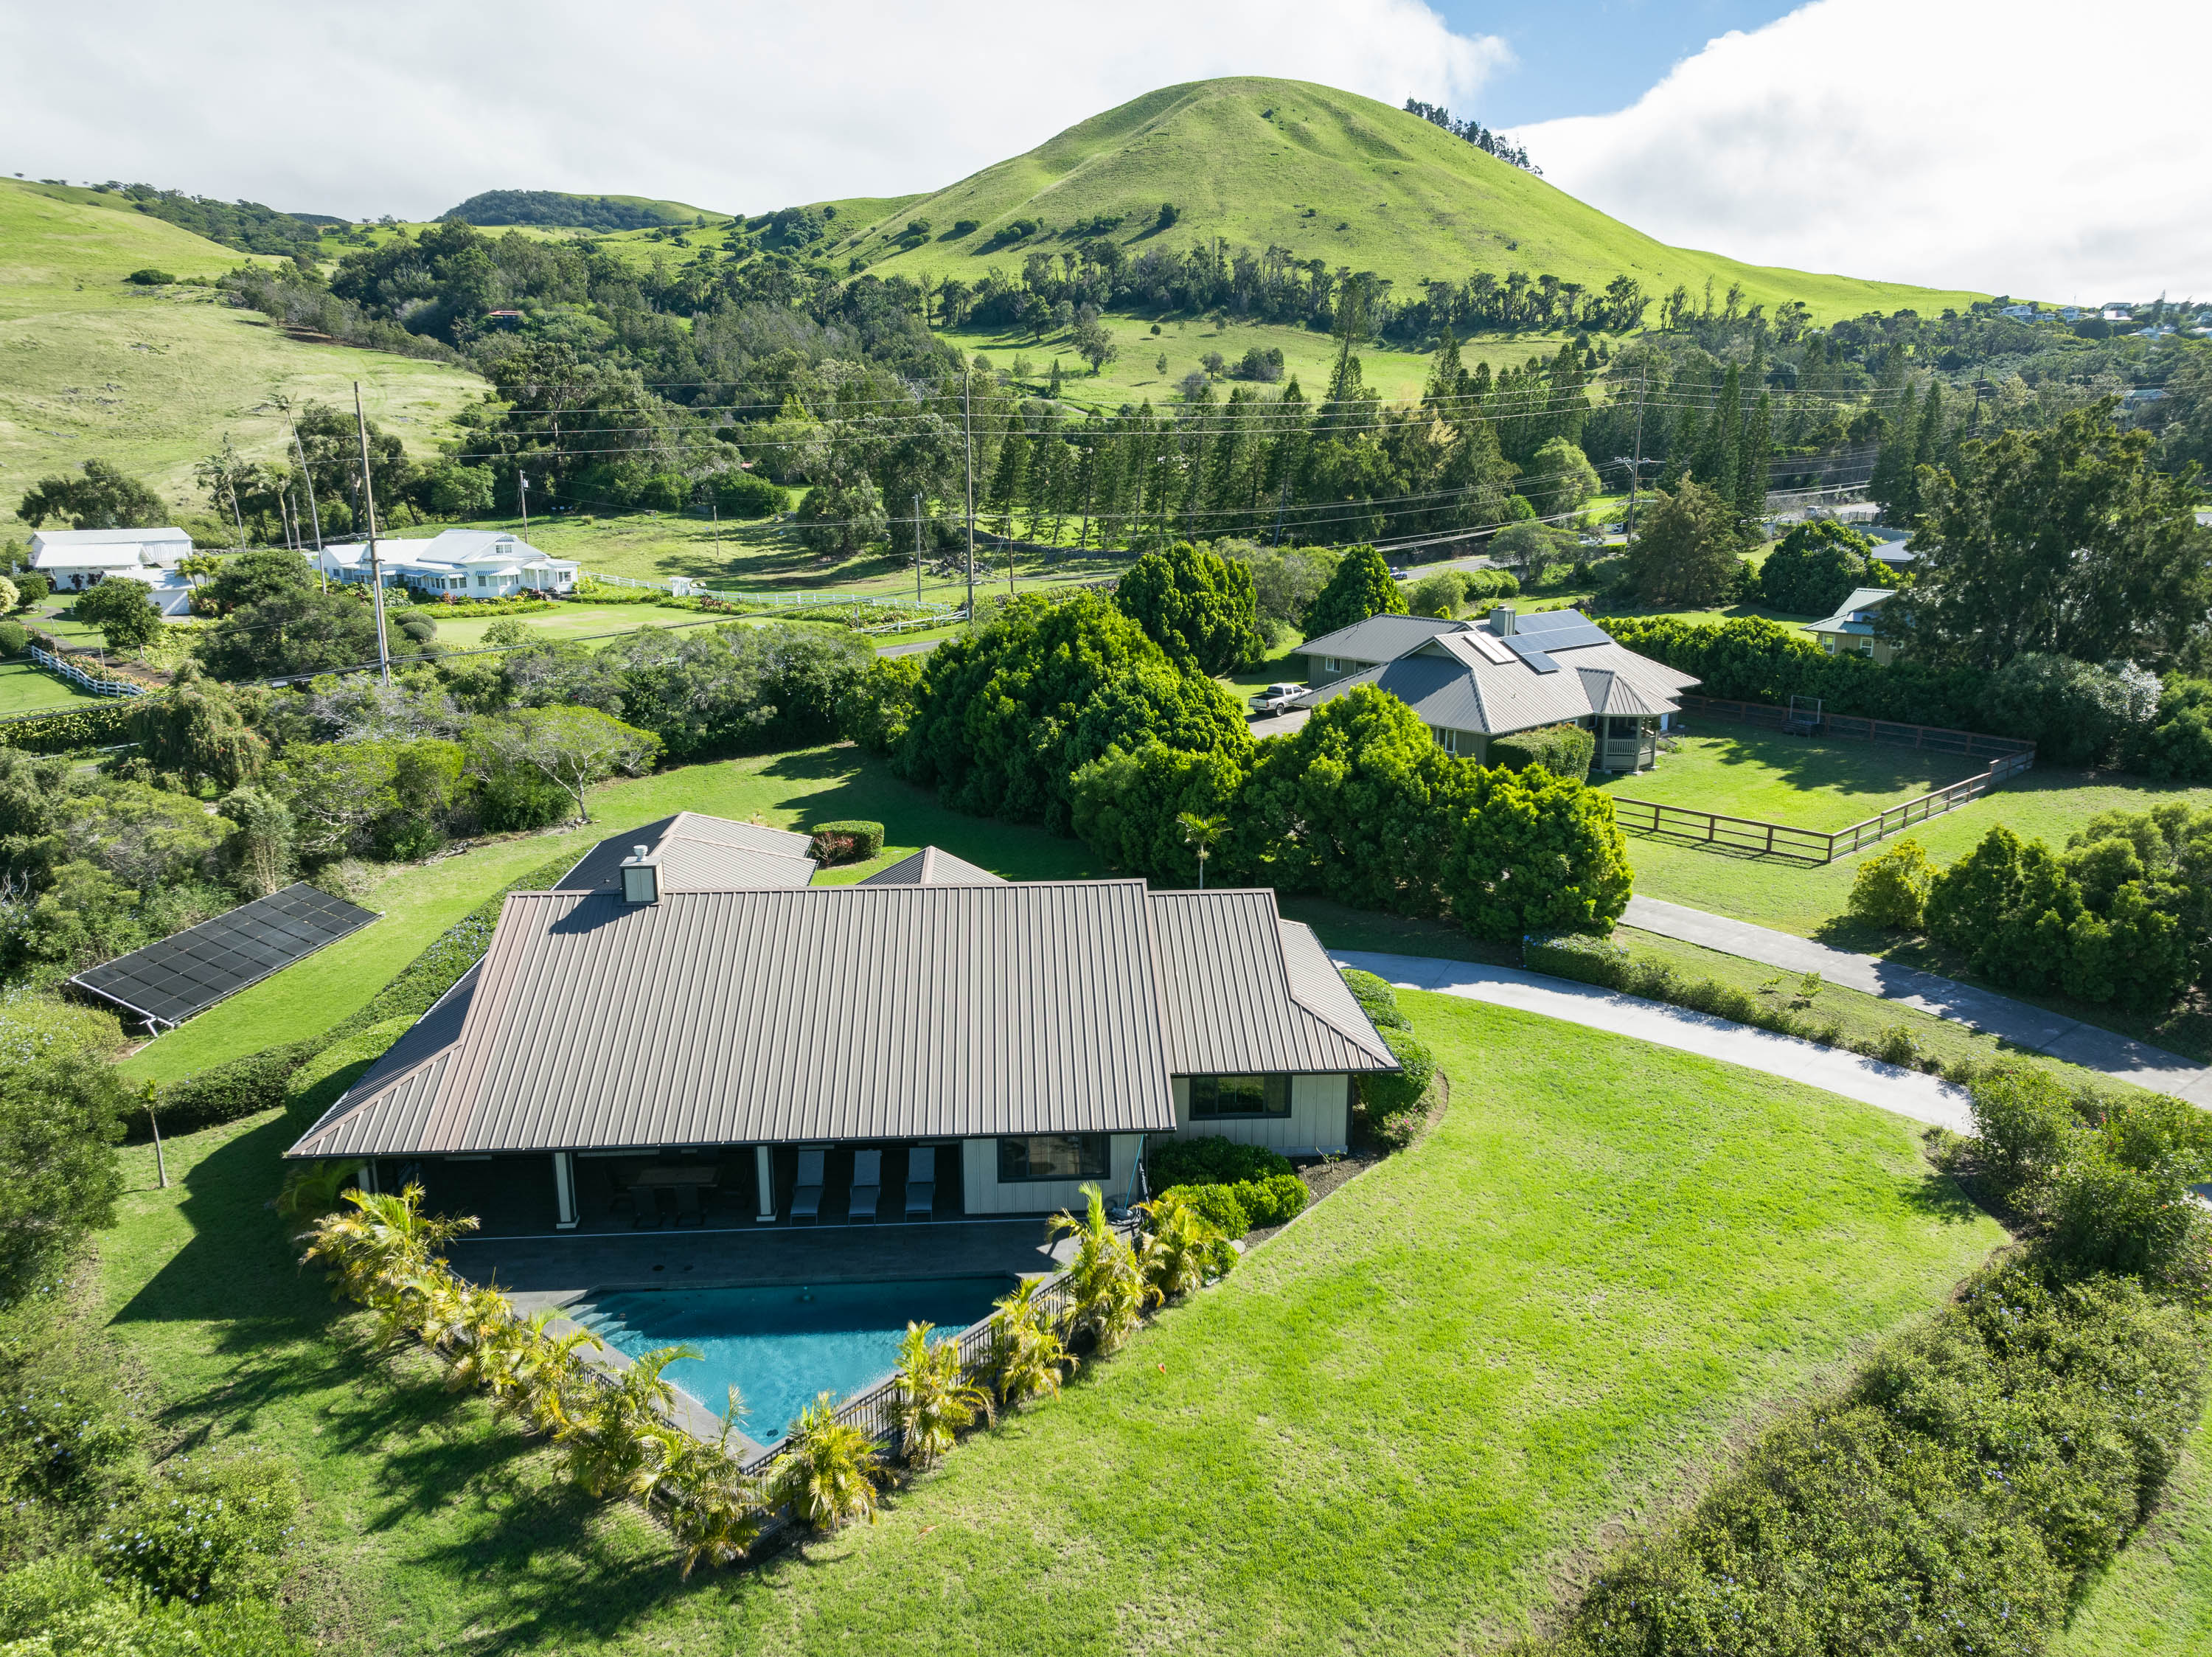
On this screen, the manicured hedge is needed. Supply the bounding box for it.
[145,1039,321,1139]
[1337,968,1410,1031]
[1357,1026,1434,1121]
[1158,1182,1251,1238]
[1,698,154,755]
[809,819,884,865]
[1149,1137,1293,1189]
[1604,615,1993,731]
[1489,722,1596,782]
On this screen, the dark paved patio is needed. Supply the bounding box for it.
[451,1216,1072,1315]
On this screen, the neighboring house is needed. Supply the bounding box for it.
[1293,606,1700,774]
[1862,528,1916,570]
[283,815,1397,1229]
[27,527,197,611]
[310,529,578,598]
[2000,304,2037,321]
[1807,587,1901,664]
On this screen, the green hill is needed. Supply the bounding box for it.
[838,77,1983,323]
[441,190,726,230]
[0,179,481,530]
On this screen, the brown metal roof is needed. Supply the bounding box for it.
[292,882,1182,1155]
[1146,890,1399,1075]
[557,812,815,892]
[858,846,1005,886]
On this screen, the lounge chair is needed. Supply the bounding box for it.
[847,1150,881,1223]
[904,1146,936,1222]
[790,1149,827,1224]
[673,1181,704,1229]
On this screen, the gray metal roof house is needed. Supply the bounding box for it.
[286,816,1397,1233]
[1806,588,1901,665]
[1295,605,1699,774]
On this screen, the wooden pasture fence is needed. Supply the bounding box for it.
[1678,694,2034,761]
[1612,751,2034,866]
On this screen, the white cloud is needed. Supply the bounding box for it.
[0,1,1507,221]
[1512,0,2208,302]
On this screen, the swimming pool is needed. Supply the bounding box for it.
[570,1276,1012,1445]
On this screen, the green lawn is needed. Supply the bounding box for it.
[94,989,2003,1655]
[0,656,104,714]
[1593,727,1983,829]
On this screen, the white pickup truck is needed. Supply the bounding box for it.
[1248,682,1307,717]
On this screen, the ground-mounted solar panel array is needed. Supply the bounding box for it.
[70,883,380,1029]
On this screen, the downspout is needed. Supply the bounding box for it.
[1124,1133,1148,1212]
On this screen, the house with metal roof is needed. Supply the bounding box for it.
[310,529,579,599]
[1293,606,1699,774]
[285,816,1397,1233]
[27,527,198,612]
[1806,587,1901,664]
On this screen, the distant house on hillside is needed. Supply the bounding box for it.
[1807,588,1901,664]
[27,527,197,614]
[310,528,577,599]
[1290,606,1698,774]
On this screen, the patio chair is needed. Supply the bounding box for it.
[847,1150,881,1223]
[904,1146,936,1222]
[637,1185,678,1230]
[790,1149,827,1225]
[673,1181,704,1229]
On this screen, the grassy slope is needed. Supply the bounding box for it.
[836,79,1985,324]
[0,180,483,528]
[95,990,2001,1655]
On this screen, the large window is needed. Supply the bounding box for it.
[1187,1074,1293,1119]
[997,1133,1110,1183]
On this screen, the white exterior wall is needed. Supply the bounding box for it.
[959,1132,1147,1216]
[1166,1073,1352,1157]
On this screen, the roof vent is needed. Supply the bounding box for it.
[1489,604,1517,637]
[620,845,661,905]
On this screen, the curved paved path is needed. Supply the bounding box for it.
[1622,896,2212,1106]
[1332,949,1974,1133]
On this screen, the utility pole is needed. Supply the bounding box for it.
[711,501,720,557]
[285,404,327,591]
[518,472,531,534]
[962,367,976,620]
[352,381,392,686]
[912,493,924,603]
[1624,362,1649,541]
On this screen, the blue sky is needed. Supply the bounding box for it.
[1428,1,1806,125]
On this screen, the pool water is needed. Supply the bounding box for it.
[571,1276,1012,1444]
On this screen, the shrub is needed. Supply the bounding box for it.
[1300,544,1401,638]
[2127,673,2212,782]
[150,1039,320,1138]
[96,1453,300,1605]
[837,653,925,756]
[0,619,25,656]
[1966,1067,2081,1198]
[1847,835,1934,931]
[1358,1026,1434,1121]
[125,268,175,285]
[1160,1181,1250,1238]
[1978,652,2159,766]
[1337,968,1409,1030]
[0,1052,128,1299]
[1148,1137,1293,1189]
[1489,722,1595,782]
[1758,518,1878,615]
[1232,1172,1310,1229]
[808,819,883,865]
[1114,541,1264,674]
[13,573,51,605]
[714,472,785,518]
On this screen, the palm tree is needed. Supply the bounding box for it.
[1048,1185,1150,1355]
[495,1313,603,1437]
[1135,1190,1235,1302]
[417,1279,516,1393]
[1177,812,1228,889]
[989,1277,1073,1406]
[297,1184,477,1338]
[891,1321,992,1468]
[771,1394,883,1532]
[653,1408,762,1577]
[553,1346,696,1500]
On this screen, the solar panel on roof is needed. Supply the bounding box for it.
[1504,634,1562,674]
[1512,614,1613,650]
[70,883,380,1029]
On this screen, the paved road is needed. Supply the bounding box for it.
[1334,948,1972,1132]
[878,636,946,659]
[1621,896,2212,1105]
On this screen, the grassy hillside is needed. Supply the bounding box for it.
[441,189,728,228]
[836,78,1984,324]
[0,180,483,529]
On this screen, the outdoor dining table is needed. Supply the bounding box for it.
[625,1167,720,1188]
